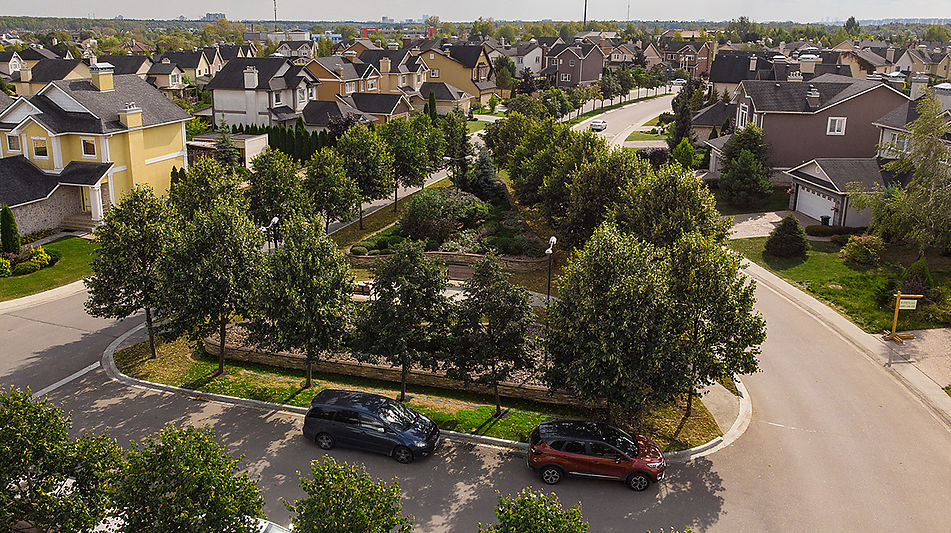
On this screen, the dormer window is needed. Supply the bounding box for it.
[345,81,356,93]
[6,134,20,153]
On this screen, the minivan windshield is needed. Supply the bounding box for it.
[605,428,638,458]
[379,401,418,431]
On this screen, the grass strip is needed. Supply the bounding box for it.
[0,236,97,302]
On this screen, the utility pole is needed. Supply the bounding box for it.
[627,0,630,22]
[273,0,278,31]
[583,0,588,28]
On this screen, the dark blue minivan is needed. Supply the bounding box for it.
[302,389,440,463]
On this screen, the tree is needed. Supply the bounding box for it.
[496,24,517,45]
[516,67,537,94]
[668,78,700,149]
[764,214,808,257]
[381,116,433,212]
[720,148,772,208]
[167,156,242,220]
[327,113,362,140]
[441,111,474,188]
[287,457,412,533]
[113,425,263,532]
[248,148,309,226]
[335,124,395,228]
[160,194,263,375]
[425,15,440,29]
[335,24,360,40]
[479,489,587,533]
[671,137,695,169]
[923,25,950,43]
[428,90,438,123]
[493,55,517,91]
[0,388,120,532]
[446,254,534,417]
[248,214,354,388]
[85,186,172,360]
[545,223,675,422]
[849,89,951,253]
[483,112,537,167]
[505,94,547,119]
[563,147,638,245]
[0,204,20,254]
[688,87,706,112]
[304,147,360,231]
[412,112,447,173]
[844,16,861,38]
[488,93,500,112]
[354,241,448,402]
[213,127,242,168]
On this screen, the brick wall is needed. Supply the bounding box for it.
[11,186,82,236]
[204,338,589,408]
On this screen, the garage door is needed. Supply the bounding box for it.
[795,186,835,221]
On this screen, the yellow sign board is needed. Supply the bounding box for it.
[899,299,918,310]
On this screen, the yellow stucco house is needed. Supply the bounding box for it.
[0,63,191,234]
[411,44,499,104]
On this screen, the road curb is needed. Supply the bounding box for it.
[0,279,87,314]
[102,321,747,459]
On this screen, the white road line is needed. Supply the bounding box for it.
[32,361,101,398]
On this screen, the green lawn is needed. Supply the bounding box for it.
[0,236,97,302]
[714,185,790,215]
[625,131,667,141]
[115,336,722,450]
[642,116,661,127]
[729,237,951,332]
[466,120,490,134]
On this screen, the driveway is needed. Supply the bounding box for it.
[729,211,789,239]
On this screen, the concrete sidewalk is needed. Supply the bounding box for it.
[743,260,951,430]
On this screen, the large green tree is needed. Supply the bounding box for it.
[304,147,361,231]
[380,116,433,212]
[478,488,588,533]
[354,241,448,402]
[248,214,355,388]
[335,124,395,228]
[167,156,242,220]
[85,185,172,359]
[160,194,263,375]
[0,388,120,532]
[113,425,264,532]
[446,254,535,417]
[563,147,638,245]
[247,148,309,226]
[719,126,773,207]
[287,457,412,533]
[441,111,474,188]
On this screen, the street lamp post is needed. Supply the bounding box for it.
[442,154,477,190]
[545,236,557,307]
[260,215,279,252]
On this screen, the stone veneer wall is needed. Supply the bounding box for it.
[10,186,82,236]
[348,249,550,272]
[204,338,587,408]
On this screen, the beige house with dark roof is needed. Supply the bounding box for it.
[411,44,498,104]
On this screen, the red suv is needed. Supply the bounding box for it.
[527,420,666,491]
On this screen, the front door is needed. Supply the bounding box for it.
[80,187,91,212]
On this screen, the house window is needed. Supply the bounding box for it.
[81,138,96,158]
[431,68,439,78]
[32,137,48,159]
[346,81,356,93]
[738,104,748,128]
[368,79,377,90]
[429,53,434,59]
[560,73,571,82]
[170,74,179,85]
[569,60,575,67]
[274,92,282,105]
[298,87,306,104]
[400,75,406,85]
[6,134,20,153]
[308,86,316,99]
[827,117,847,136]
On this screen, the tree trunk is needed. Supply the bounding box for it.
[145,306,157,359]
[399,363,408,402]
[494,382,502,418]
[672,388,694,439]
[305,360,313,389]
[359,205,364,229]
[393,186,399,213]
[217,316,226,375]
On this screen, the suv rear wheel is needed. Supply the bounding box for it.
[627,472,651,492]
[540,465,563,485]
[315,433,335,450]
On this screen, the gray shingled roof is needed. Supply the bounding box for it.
[705,134,732,153]
[0,156,59,207]
[0,93,13,113]
[19,59,85,82]
[874,97,951,140]
[709,51,770,84]
[740,74,886,113]
[791,158,910,193]
[418,82,471,102]
[205,57,294,90]
[96,55,152,75]
[17,47,60,61]
[154,50,205,69]
[692,102,736,126]
[547,43,600,59]
[448,45,486,68]
[313,56,368,80]
[147,62,181,75]
[343,92,407,115]
[301,100,375,127]
[57,161,114,186]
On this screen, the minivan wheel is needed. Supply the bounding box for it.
[393,445,414,464]
[627,472,651,492]
[315,433,335,450]
[540,465,563,485]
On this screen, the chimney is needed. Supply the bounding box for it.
[910,75,928,100]
[788,70,803,82]
[243,66,258,89]
[90,62,115,91]
[118,102,142,128]
[799,57,816,74]
[87,54,97,65]
[19,66,31,82]
[334,64,344,76]
[805,85,820,109]
[162,58,170,64]
[379,57,391,73]
[749,55,757,71]
[886,46,895,63]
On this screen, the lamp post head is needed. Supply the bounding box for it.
[548,236,557,247]
[270,216,279,226]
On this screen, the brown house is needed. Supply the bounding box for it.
[542,42,605,89]
[708,74,909,170]
[307,56,381,102]
[661,41,714,79]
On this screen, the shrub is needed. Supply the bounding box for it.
[438,240,462,252]
[374,236,389,250]
[0,256,10,277]
[515,235,545,257]
[501,237,524,256]
[46,248,62,266]
[765,215,808,257]
[1,204,20,254]
[804,225,867,237]
[28,246,50,268]
[830,234,851,246]
[387,235,405,247]
[657,112,674,125]
[875,278,900,308]
[903,257,934,290]
[355,241,374,251]
[12,261,39,276]
[21,227,56,244]
[635,147,669,169]
[842,235,883,265]
[482,221,501,236]
[423,238,438,251]
[351,246,368,256]
[400,189,489,243]
[368,249,380,256]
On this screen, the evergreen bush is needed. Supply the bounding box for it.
[1,204,20,254]
[765,215,808,257]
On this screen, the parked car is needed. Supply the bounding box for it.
[671,78,687,86]
[527,420,666,491]
[303,389,440,463]
[589,119,608,131]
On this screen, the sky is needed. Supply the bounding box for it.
[4,0,948,25]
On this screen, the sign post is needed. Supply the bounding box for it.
[882,291,923,344]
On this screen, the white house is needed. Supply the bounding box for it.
[205,57,321,128]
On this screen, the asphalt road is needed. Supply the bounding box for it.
[572,91,677,147]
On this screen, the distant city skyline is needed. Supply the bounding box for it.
[2,0,948,26]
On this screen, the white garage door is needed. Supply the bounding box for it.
[795,186,835,221]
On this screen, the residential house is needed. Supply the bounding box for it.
[205,57,320,127]
[276,40,315,63]
[834,49,898,79]
[0,50,23,80]
[203,44,257,66]
[412,44,498,104]
[339,92,412,123]
[17,46,62,67]
[153,48,222,84]
[358,48,429,97]
[659,29,703,45]
[607,42,645,69]
[691,101,736,140]
[707,74,909,171]
[14,59,90,95]
[96,55,153,77]
[146,60,187,99]
[709,52,854,96]
[661,40,713,79]
[306,56,381,102]
[896,45,951,77]
[333,39,382,56]
[413,82,473,114]
[542,42,605,89]
[300,100,376,132]
[0,65,190,233]
[187,132,268,167]
[501,41,543,77]
[110,39,153,55]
